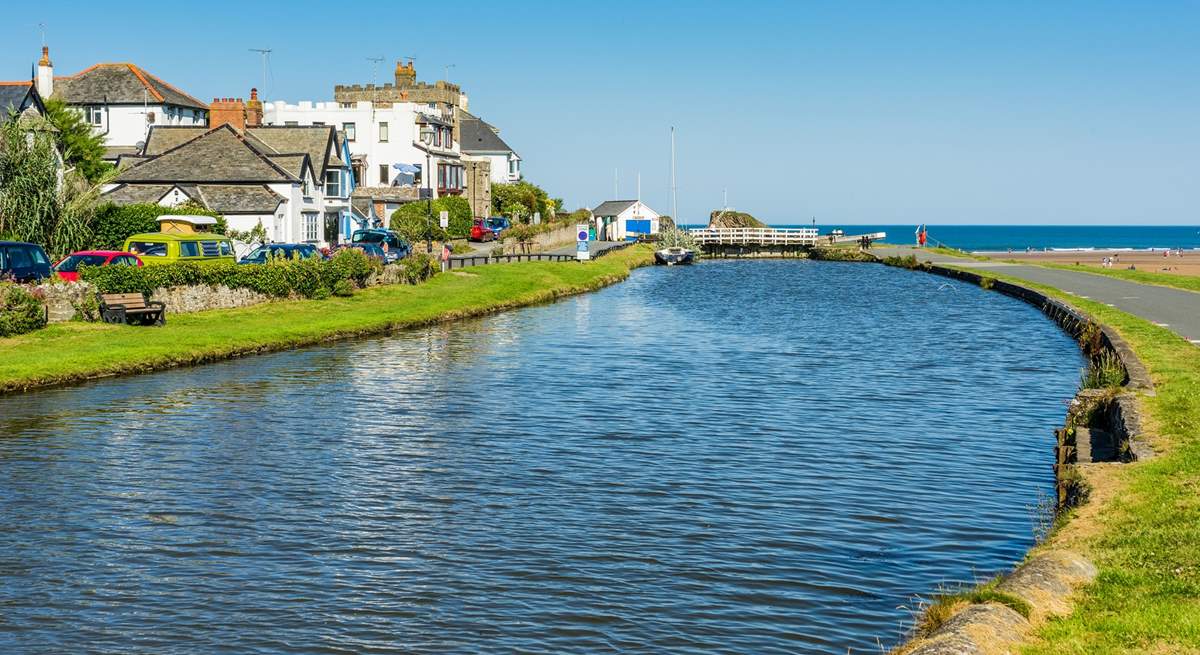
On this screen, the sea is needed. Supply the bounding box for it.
[803,225,1200,253]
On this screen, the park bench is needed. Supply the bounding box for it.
[98,292,166,326]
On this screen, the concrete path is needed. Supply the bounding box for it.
[546,240,625,256]
[877,246,1200,344]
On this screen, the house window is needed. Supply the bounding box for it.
[509,159,518,175]
[379,121,389,142]
[379,164,389,185]
[434,129,441,147]
[324,170,341,197]
[343,122,356,141]
[86,107,102,125]
[303,213,320,242]
[340,102,354,109]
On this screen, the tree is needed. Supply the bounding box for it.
[491,181,556,224]
[43,98,113,183]
[0,116,104,258]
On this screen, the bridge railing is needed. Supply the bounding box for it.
[688,227,820,246]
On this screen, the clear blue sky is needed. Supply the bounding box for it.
[4,1,1197,224]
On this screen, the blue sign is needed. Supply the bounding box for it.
[576,241,589,252]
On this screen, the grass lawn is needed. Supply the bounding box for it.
[935,264,1200,654]
[0,246,653,394]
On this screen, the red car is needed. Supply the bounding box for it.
[54,250,143,281]
[469,220,496,242]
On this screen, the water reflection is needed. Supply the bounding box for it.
[0,260,1081,654]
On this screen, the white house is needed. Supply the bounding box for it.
[460,111,521,185]
[591,200,662,241]
[102,123,341,248]
[264,100,464,199]
[30,46,208,161]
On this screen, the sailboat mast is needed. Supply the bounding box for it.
[670,127,678,224]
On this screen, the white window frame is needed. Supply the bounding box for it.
[343,122,356,142]
[379,121,389,142]
[303,213,320,242]
[324,170,341,197]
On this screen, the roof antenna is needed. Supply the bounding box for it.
[39,22,46,47]
[366,56,384,117]
[249,48,271,99]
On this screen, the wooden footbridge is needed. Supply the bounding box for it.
[688,227,887,256]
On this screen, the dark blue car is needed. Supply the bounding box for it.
[238,243,323,264]
[351,229,411,264]
[0,241,53,283]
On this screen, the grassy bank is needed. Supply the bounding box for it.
[930,264,1200,654]
[0,246,653,394]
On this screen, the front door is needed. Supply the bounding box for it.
[324,212,340,245]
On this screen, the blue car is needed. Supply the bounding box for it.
[0,241,53,283]
[485,217,511,236]
[351,229,411,264]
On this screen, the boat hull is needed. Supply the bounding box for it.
[654,249,695,266]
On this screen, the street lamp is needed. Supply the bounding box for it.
[419,125,436,253]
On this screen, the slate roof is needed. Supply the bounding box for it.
[102,183,174,205]
[592,200,638,217]
[143,126,208,155]
[114,124,298,184]
[54,64,207,110]
[460,115,515,155]
[103,182,285,214]
[103,145,141,161]
[0,82,44,125]
[265,153,311,180]
[351,186,420,202]
[191,184,285,214]
[246,126,344,175]
[115,154,152,171]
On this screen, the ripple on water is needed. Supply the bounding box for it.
[0,259,1081,654]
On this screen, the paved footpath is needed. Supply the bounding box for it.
[877,246,1200,344]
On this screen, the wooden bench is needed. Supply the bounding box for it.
[98,292,166,326]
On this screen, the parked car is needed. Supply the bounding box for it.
[351,229,411,263]
[346,242,387,263]
[485,216,511,236]
[0,241,53,283]
[54,251,143,281]
[238,243,323,265]
[123,232,236,266]
[470,220,496,242]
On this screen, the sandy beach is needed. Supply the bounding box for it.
[977,249,1200,276]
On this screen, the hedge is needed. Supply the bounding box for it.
[80,249,390,299]
[0,283,47,337]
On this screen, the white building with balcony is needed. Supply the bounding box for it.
[264,100,464,201]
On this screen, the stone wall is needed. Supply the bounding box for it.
[505,224,578,253]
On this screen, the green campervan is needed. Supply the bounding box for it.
[122,215,235,265]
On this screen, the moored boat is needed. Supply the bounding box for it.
[654,246,695,266]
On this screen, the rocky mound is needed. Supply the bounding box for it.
[708,210,766,229]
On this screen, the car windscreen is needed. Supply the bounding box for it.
[352,230,384,244]
[5,245,49,268]
[55,254,109,272]
[128,241,168,257]
[486,218,505,229]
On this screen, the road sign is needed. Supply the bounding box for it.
[439,210,449,229]
[576,224,591,261]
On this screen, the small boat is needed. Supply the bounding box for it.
[655,246,695,266]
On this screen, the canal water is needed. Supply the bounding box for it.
[0,260,1082,654]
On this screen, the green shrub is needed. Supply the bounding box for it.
[0,283,47,337]
[80,249,406,300]
[332,279,355,297]
[388,196,473,241]
[400,253,438,284]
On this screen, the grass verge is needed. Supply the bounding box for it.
[930,264,1200,654]
[0,245,654,394]
[1039,262,1200,295]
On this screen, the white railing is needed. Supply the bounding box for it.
[689,227,820,246]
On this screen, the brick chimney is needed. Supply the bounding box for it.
[245,88,263,127]
[209,96,247,131]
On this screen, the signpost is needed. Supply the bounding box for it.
[439,210,449,230]
[576,224,590,261]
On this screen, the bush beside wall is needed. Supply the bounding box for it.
[0,283,48,337]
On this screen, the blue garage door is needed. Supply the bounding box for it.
[626,219,651,235]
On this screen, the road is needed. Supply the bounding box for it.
[877,246,1200,344]
[546,240,625,256]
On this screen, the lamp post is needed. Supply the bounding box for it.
[419,125,435,253]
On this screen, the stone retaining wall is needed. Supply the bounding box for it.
[881,259,1154,653]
